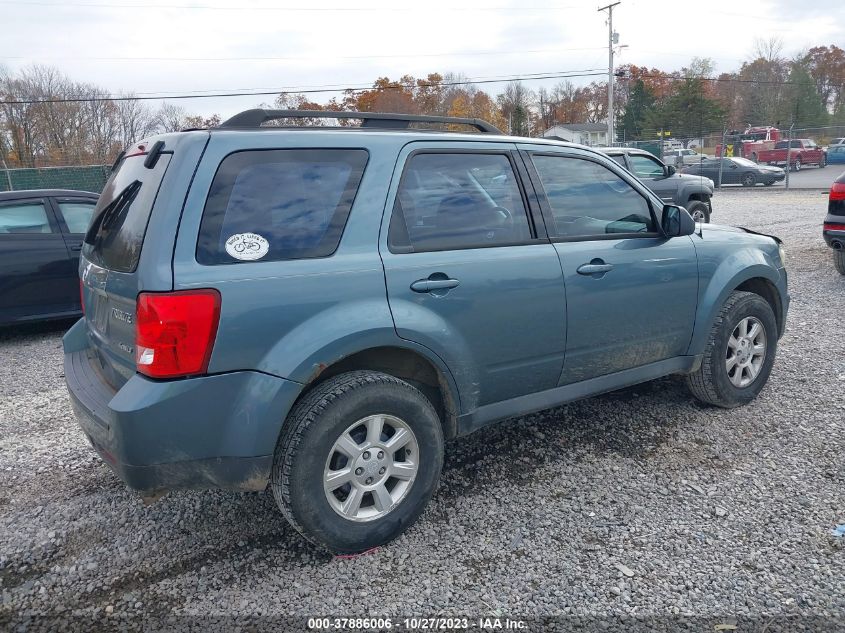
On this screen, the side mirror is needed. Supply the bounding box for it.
[661,204,696,237]
[664,164,677,177]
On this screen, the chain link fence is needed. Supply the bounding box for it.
[0,164,110,193]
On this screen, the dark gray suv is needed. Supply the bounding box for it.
[602,147,715,222]
[64,110,788,553]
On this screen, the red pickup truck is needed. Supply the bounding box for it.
[757,139,826,171]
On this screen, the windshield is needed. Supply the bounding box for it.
[732,157,757,167]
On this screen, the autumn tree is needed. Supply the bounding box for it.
[802,45,845,114]
[497,81,534,136]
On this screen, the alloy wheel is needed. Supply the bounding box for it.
[323,414,419,522]
[725,316,767,388]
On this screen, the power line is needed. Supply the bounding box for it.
[0,47,609,63]
[125,68,607,97]
[0,70,609,105]
[625,72,822,88]
[1,0,586,10]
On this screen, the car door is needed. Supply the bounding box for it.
[379,143,568,411]
[51,196,98,310]
[521,147,699,385]
[626,153,676,203]
[0,196,78,322]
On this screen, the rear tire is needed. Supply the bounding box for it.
[686,200,710,223]
[686,291,777,408]
[834,250,845,275]
[741,173,756,187]
[272,371,444,553]
[820,155,826,168]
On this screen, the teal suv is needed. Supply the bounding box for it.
[65,110,789,552]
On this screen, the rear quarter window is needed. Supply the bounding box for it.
[197,149,368,265]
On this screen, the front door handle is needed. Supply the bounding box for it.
[577,261,613,276]
[410,277,460,293]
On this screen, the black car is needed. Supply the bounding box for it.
[682,157,785,187]
[0,189,98,325]
[824,171,845,275]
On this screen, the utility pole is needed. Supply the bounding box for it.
[599,1,620,145]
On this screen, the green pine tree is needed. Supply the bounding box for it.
[780,63,829,128]
[620,80,655,141]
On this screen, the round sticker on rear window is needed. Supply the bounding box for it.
[225,233,269,261]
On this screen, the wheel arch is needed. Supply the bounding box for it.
[689,264,784,355]
[293,345,461,440]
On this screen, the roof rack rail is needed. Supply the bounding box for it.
[218,109,502,134]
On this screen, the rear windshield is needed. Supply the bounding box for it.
[196,149,368,265]
[83,153,171,273]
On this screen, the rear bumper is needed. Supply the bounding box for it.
[63,319,302,494]
[823,214,845,249]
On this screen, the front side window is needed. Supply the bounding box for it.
[388,153,531,252]
[57,200,96,234]
[197,149,368,264]
[531,155,655,239]
[627,154,665,179]
[0,201,53,234]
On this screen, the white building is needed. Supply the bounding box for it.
[543,123,609,146]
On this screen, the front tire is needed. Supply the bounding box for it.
[834,250,845,275]
[686,291,778,408]
[792,158,801,172]
[686,200,711,223]
[272,371,444,553]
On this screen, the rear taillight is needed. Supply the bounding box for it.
[824,223,845,232]
[135,289,221,379]
[830,182,845,201]
[79,279,85,315]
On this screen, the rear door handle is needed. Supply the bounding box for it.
[69,244,82,252]
[410,278,460,293]
[577,262,613,275]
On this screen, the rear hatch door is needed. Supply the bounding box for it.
[80,144,174,389]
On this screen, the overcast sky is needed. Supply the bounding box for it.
[3,0,844,118]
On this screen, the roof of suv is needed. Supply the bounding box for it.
[0,189,99,201]
[598,147,656,157]
[204,108,594,152]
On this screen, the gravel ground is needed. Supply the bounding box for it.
[1,189,843,631]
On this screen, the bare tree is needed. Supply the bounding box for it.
[154,102,189,133]
[116,95,158,148]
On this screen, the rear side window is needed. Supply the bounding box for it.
[83,154,171,273]
[0,201,53,234]
[197,149,368,264]
[57,200,96,234]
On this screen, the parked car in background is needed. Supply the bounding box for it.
[664,148,710,168]
[827,145,845,165]
[601,147,715,222]
[683,157,785,187]
[757,139,826,171]
[824,171,845,275]
[64,110,788,553]
[0,189,98,325]
[827,138,845,147]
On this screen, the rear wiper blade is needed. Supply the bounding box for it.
[84,180,142,246]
